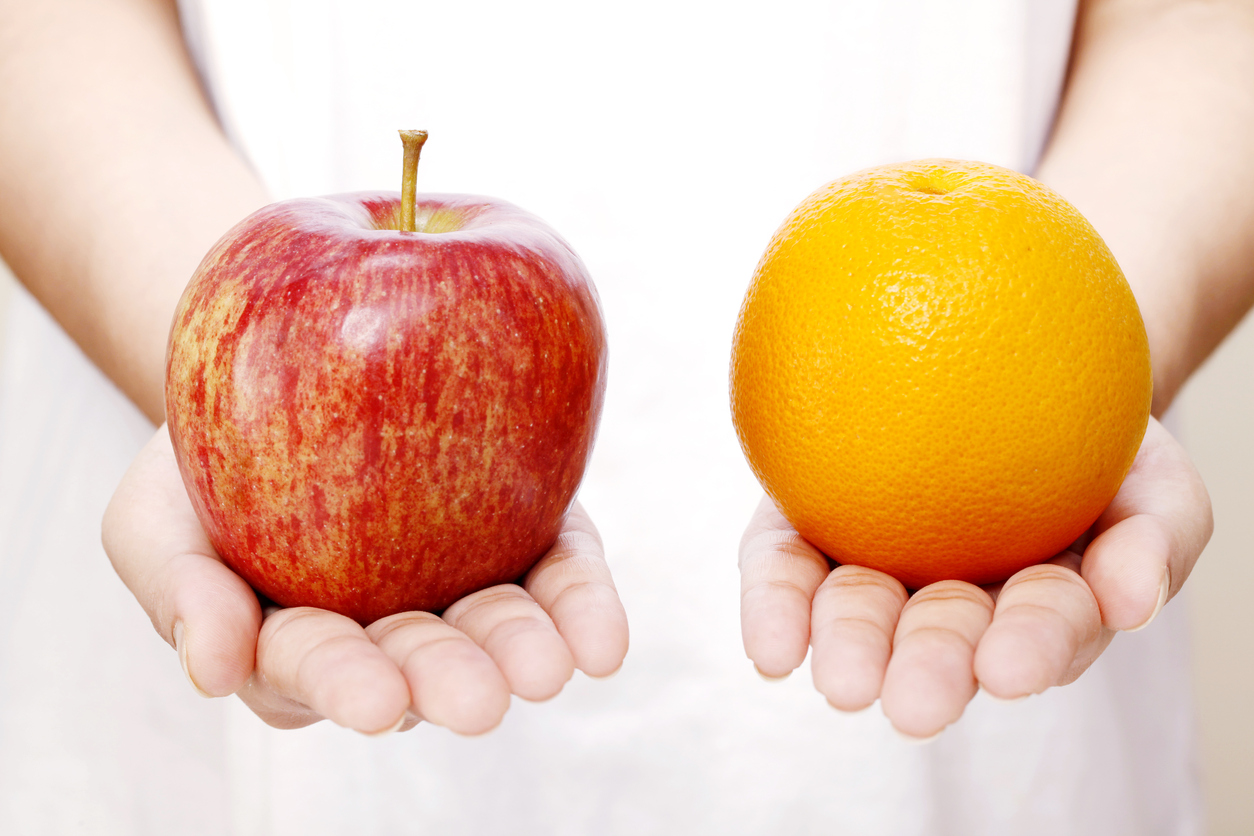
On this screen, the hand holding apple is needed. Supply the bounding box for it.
[103,426,629,734]
[165,131,607,624]
[102,132,626,733]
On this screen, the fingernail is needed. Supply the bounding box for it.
[892,725,943,745]
[981,687,1029,704]
[173,620,212,699]
[754,663,791,683]
[1125,565,1171,633]
[360,712,408,738]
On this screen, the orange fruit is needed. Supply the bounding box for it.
[730,159,1152,589]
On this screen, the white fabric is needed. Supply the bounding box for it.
[0,1,1203,833]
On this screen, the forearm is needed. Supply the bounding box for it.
[0,0,268,421]
[1036,0,1254,415]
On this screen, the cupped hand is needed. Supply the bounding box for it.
[102,425,629,736]
[739,417,1210,739]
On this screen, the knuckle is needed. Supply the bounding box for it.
[907,581,993,610]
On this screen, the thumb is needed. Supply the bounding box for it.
[102,425,261,696]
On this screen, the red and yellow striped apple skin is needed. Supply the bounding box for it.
[166,192,606,624]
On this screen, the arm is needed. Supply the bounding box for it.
[740,0,1250,737]
[0,0,267,421]
[1,0,628,733]
[1036,0,1254,415]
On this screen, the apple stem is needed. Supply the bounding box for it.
[399,130,428,233]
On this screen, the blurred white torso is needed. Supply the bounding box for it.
[0,1,1202,833]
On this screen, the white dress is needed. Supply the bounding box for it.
[0,0,1203,833]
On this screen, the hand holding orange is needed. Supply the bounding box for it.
[730,159,1152,589]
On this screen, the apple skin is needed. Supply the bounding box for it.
[165,191,607,625]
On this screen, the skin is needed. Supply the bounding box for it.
[0,0,1247,740]
[0,0,628,735]
[740,0,1254,738]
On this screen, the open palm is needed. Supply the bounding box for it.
[739,417,1210,739]
[103,425,629,736]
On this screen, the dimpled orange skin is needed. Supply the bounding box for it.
[730,159,1152,589]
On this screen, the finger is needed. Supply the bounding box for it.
[523,502,629,677]
[365,612,511,735]
[880,581,994,739]
[253,606,411,734]
[810,565,908,711]
[739,495,832,677]
[233,664,324,730]
[102,426,261,697]
[974,553,1110,700]
[443,584,575,701]
[1083,417,1212,631]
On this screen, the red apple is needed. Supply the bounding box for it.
[165,132,607,624]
